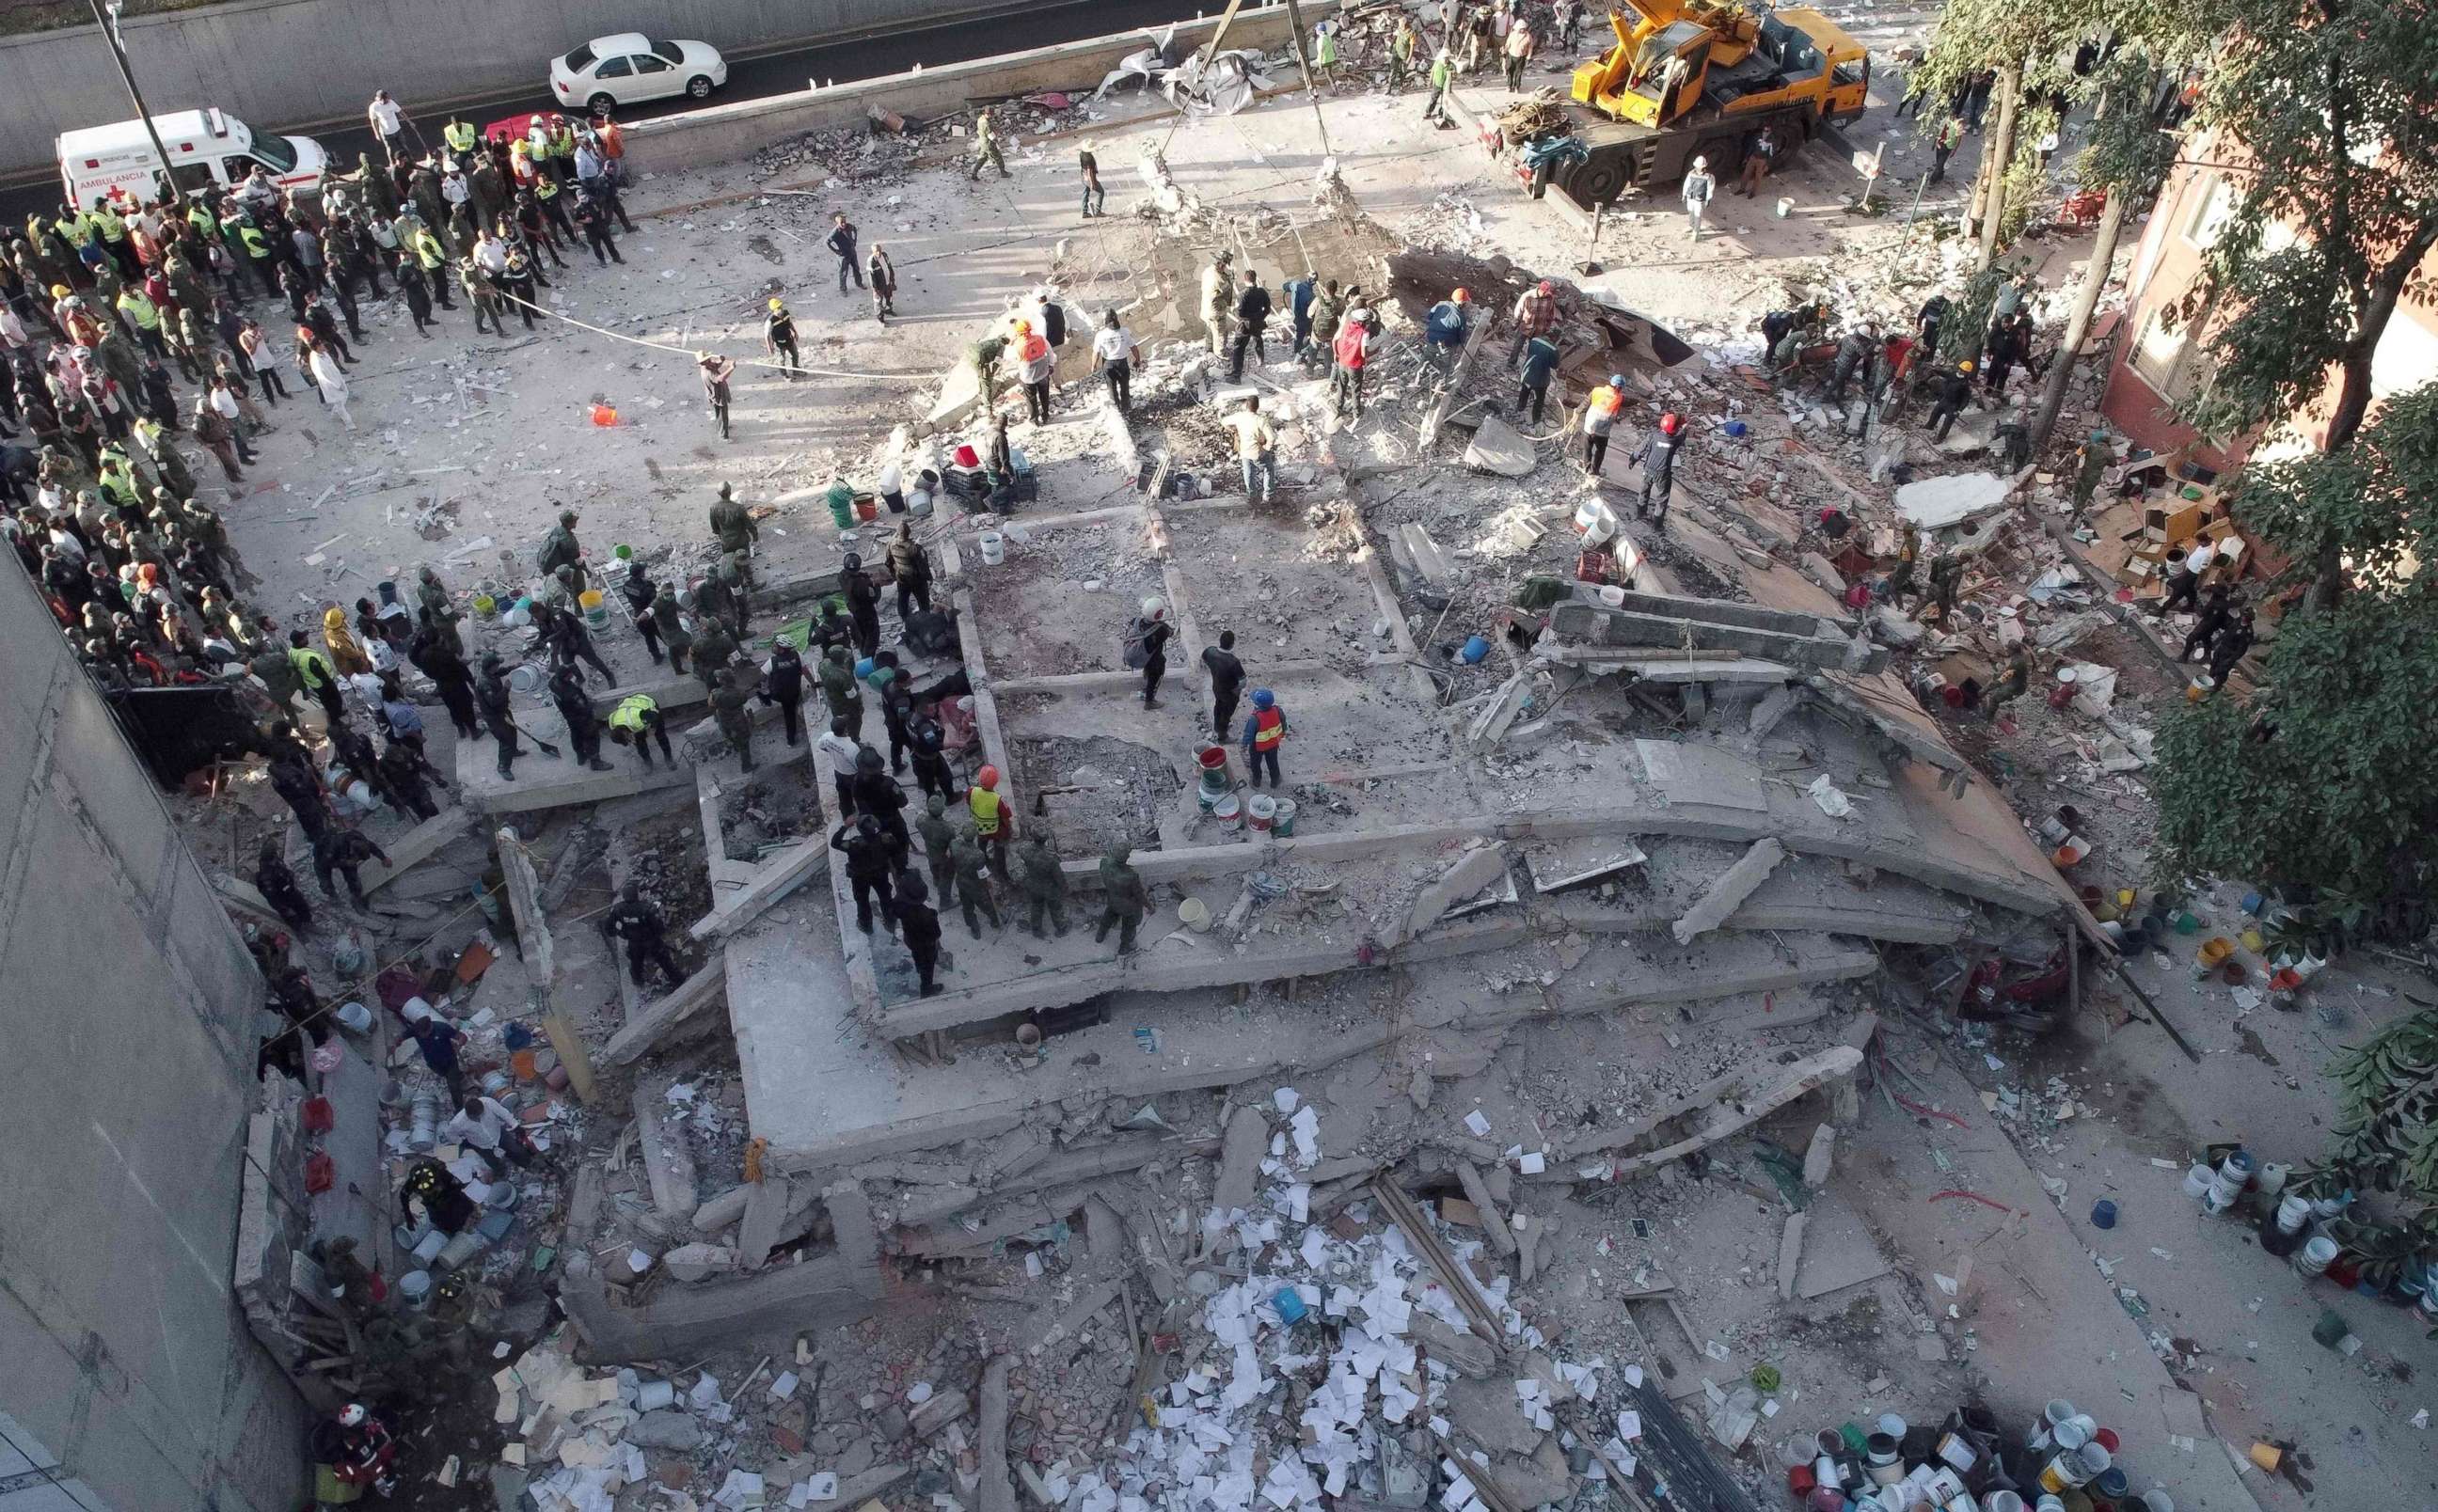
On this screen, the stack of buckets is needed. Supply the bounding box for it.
[1195,747,1296,833]
[2186,1145,2355,1283]
[1784,1398,2174,1512]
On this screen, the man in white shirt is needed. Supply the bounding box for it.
[2156,539,2215,616]
[1091,310,1136,412]
[368,91,405,163]
[446,1095,535,1177]
[815,717,862,818]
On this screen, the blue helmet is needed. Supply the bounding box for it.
[1252,688,1275,709]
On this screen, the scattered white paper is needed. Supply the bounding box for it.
[1464,1110,1493,1138]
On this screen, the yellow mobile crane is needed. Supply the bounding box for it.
[1537,0,1869,210]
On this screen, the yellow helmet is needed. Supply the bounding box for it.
[1958,359,1977,372]
[768,297,784,310]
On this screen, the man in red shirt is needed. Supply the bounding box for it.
[1332,308,1375,420]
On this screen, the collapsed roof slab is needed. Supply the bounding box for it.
[1546,590,1886,675]
[737,877,1878,1172]
[451,669,711,815]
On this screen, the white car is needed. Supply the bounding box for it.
[550,33,729,114]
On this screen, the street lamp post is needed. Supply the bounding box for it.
[86,0,188,205]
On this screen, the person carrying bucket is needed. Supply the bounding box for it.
[1242,688,1289,788]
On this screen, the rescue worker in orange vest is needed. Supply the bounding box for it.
[968,764,1015,884]
[1581,373,1625,475]
[1242,687,1289,788]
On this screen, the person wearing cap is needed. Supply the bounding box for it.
[826,212,864,295]
[1009,318,1056,424]
[765,299,800,380]
[1581,373,1626,474]
[1127,596,1173,709]
[895,870,945,995]
[1425,287,1471,373]
[1629,412,1685,525]
[1331,307,1375,419]
[1929,358,1976,442]
[1242,687,1289,787]
[1502,8,1536,90]
[1682,155,1717,240]
[699,351,736,439]
[968,764,1015,882]
[474,651,560,780]
[1200,250,1236,358]
[1508,279,1559,365]
[843,551,883,657]
[1734,124,1780,197]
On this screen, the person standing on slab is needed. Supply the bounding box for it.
[1079,147,1107,218]
[608,693,673,770]
[763,640,806,746]
[1094,840,1148,954]
[712,672,756,773]
[1203,629,1245,743]
[1018,834,1070,939]
[969,108,1009,181]
[1200,250,1235,358]
[1681,156,1716,241]
[699,352,736,439]
[826,213,863,295]
[868,245,898,322]
[1580,374,1625,475]
[1126,597,1173,709]
[475,652,559,779]
[894,872,944,996]
[1629,412,1683,526]
[968,764,1013,882]
[949,830,1003,939]
[549,664,613,771]
[764,301,800,381]
[833,815,899,935]
[1229,270,1273,382]
[915,791,958,906]
[1242,687,1289,787]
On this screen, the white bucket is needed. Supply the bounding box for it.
[634,1379,676,1411]
[397,1269,433,1308]
[1774,196,1796,218]
[908,487,935,517]
[1596,584,1627,607]
[2296,1235,2338,1276]
[1245,794,1277,832]
[2181,1162,2214,1199]
[978,530,1006,566]
[1573,499,1619,545]
[334,1000,372,1033]
[509,663,544,695]
[2201,1183,2238,1216]
[2275,1193,2313,1235]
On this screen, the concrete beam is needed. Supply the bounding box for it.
[635,1078,701,1226]
[871,916,1534,1038]
[690,839,830,942]
[457,743,700,814]
[1549,602,1884,674]
[599,955,729,1069]
[561,1252,880,1364]
[358,808,470,893]
[1671,838,1789,945]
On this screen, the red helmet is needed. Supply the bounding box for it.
[977,765,1000,791]
[1452,288,1471,304]
[1659,413,1683,435]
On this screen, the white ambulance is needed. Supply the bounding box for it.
[55,107,328,211]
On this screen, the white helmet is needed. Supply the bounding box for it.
[1140,596,1165,619]
[340,1404,368,1427]
[1692,156,1708,170]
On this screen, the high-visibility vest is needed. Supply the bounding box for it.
[411,228,445,269]
[1250,706,1286,750]
[290,645,335,687]
[610,695,657,733]
[237,224,269,260]
[117,290,160,329]
[969,787,1005,837]
[533,174,560,203]
[547,126,576,160]
[444,120,477,154]
[93,208,127,243]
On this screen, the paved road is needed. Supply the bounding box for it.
[4,0,1211,219]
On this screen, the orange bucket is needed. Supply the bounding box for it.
[590,403,619,427]
[511,1047,541,1080]
[854,496,879,523]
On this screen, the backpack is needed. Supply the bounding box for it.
[1121,619,1153,669]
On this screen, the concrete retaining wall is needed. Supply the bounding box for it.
[0,564,309,1512]
[624,3,1322,177]
[0,0,1175,180]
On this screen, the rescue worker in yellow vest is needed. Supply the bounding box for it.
[288,629,345,724]
[530,172,576,246]
[608,694,675,770]
[968,764,1015,884]
[1580,373,1625,475]
[546,118,578,183]
[1242,687,1289,788]
[407,219,455,308]
[236,217,279,297]
[442,116,479,162]
[90,198,135,276]
[116,286,170,362]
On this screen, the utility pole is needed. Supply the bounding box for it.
[87,0,187,205]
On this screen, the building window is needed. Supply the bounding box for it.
[2129,302,2219,405]
[2181,173,2236,247]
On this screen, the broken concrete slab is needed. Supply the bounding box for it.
[1670,837,1788,944]
[910,1387,972,1438]
[1404,1312,1496,1379]
[1400,843,1509,945]
[1549,587,1884,674]
[634,1079,701,1226]
[1397,523,1455,588]
[1893,470,2010,529]
[739,1175,791,1268]
[1801,1124,1837,1189]
[977,1358,1016,1512]
[691,1184,752,1236]
[1452,1160,1516,1256]
[1212,1104,1268,1216]
[1462,414,1537,478]
[826,1180,885,1299]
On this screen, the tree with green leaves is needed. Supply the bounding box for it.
[2151,382,2438,911]
[2177,0,2438,603]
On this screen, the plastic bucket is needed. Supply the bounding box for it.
[411,1228,448,1263]
[1774,195,1796,218]
[1460,634,1491,664]
[1211,794,1241,826]
[1179,897,1212,932]
[978,530,1006,566]
[613,543,634,561]
[855,495,879,523]
[2193,937,2235,976]
[471,591,498,619]
[635,1379,676,1411]
[2182,1163,2213,1199]
[1597,584,1627,607]
[334,1000,372,1033]
[2091,1199,2117,1229]
[1246,795,1276,832]
[509,663,543,695]
[397,1269,433,1308]
[579,589,609,629]
[2296,1236,2338,1276]
[2186,673,2215,702]
[1273,797,1297,836]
